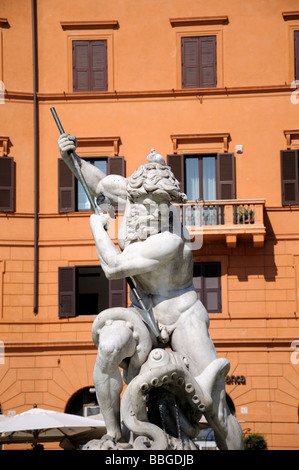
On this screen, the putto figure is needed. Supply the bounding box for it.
[58,134,243,450]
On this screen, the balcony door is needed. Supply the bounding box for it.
[167,152,235,226]
[167,152,235,206]
[185,155,217,225]
[185,155,217,201]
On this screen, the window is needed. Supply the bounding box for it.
[167,153,235,200]
[281,149,299,205]
[73,40,108,92]
[58,156,125,213]
[295,31,299,81]
[193,262,221,313]
[181,36,217,88]
[0,156,15,212]
[58,266,126,318]
[185,155,216,201]
[77,159,107,211]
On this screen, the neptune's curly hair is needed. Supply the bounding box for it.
[126,163,187,204]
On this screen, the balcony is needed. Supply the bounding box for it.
[174,199,266,248]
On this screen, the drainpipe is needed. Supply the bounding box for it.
[32,0,39,315]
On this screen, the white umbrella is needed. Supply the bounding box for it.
[0,407,106,449]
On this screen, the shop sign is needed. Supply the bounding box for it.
[225,375,246,385]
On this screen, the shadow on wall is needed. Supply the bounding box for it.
[228,210,278,282]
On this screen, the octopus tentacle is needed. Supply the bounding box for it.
[121,349,219,449]
[92,307,153,382]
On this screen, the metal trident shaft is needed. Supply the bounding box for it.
[50,107,160,338]
[50,107,99,214]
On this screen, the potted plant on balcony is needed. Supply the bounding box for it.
[235,206,254,224]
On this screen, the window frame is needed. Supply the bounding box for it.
[281,149,299,206]
[175,27,223,89]
[76,157,108,212]
[181,35,217,89]
[67,32,114,92]
[0,156,15,213]
[76,265,109,316]
[58,155,125,214]
[58,265,127,318]
[285,23,299,84]
[185,154,217,201]
[167,152,236,200]
[193,261,222,314]
[193,256,228,315]
[72,39,108,92]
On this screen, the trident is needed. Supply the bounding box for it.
[50,107,160,338]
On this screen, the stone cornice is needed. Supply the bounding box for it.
[3,340,95,354]
[60,20,119,30]
[169,16,229,27]
[2,336,295,354]
[0,18,8,27]
[4,84,296,102]
[171,132,231,153]
[282,11,299,21]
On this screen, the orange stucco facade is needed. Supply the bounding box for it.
[1,0,299,450]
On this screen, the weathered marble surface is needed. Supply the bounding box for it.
[58,135,244,450]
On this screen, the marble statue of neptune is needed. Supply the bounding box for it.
[58,134,243,450]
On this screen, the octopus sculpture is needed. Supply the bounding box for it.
[121,347,230,450]
[84,307,230,451]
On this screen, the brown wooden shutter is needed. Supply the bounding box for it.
[200,36,217,88]
[181,37,200,88]
[295,31,299,81]
[194,262,221,313]
[58,267,76,318]
[73,41,90,92]
[181,36,216,88]
[107,156,126,176]
[167,154,185,192]
[281,150,299,205]
[0,157,15,212]
[109,278,127,308]
[216,153,236,200]
[193,263,203,302]
[91,40,108,91]
[58,159,75,213]
[73,40,107,92]
[202,263,221,313]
